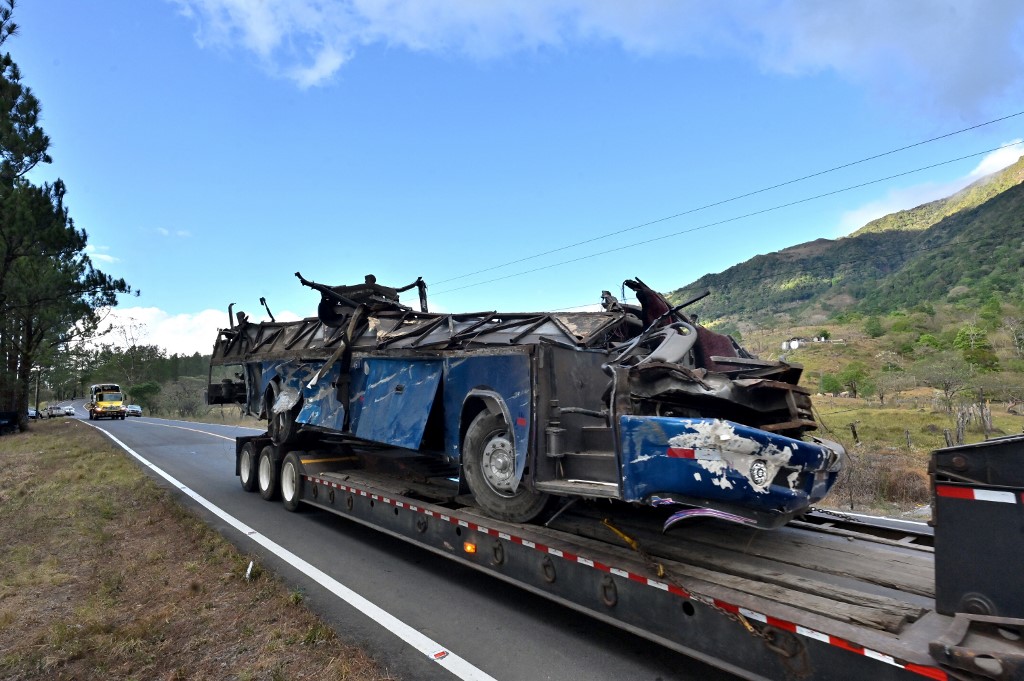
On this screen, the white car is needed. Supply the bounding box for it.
[125,404,143,417]
[63,406,75,416]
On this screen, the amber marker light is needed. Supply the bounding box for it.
[463,542,477,554]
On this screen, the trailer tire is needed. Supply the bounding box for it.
[257,445,280,501]
[463,411,550,523]
[281,451,306,512]
[267,381,302,446]
[239,442,259,492]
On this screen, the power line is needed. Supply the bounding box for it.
[685,222,1024,296]
[432,140,1024,297]
[432,110,1024,287]
[549,222,1024,314]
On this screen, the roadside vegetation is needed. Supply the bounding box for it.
[810,391,1022,517]
[0,419,396,681]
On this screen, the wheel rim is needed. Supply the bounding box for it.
[259,455,273,492]
[481,433,517,496]
[240,450,253,483]
[282,462,297,502]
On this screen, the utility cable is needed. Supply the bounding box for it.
[432,111,1024,287]
[552,205,1024,309]
[432,140,1023,298]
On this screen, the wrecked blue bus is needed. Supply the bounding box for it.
[207,273,844,530]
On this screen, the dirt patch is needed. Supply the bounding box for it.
[0,420,397,681]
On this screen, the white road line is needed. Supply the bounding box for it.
[130,420,239,441]
[90,424,498,681]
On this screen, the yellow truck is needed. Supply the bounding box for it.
[88,383,126,420]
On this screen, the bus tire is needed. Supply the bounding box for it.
[462,411,550,523]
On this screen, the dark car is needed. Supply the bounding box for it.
[125,404,142,417]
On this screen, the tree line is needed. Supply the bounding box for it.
[0,1,130,427]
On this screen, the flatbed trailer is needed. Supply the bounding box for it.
[235,433,1024,681]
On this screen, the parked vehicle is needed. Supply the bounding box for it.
[63,405,75,416]
[46,405,64,418]
[27,408,39,419]
[125,404,142,417]
[209,273,844,529]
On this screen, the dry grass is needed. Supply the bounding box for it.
[154,404,262,428]
[0,419,397,681]
[812,393,1024,515]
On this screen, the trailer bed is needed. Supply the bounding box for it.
[288,459,995,681]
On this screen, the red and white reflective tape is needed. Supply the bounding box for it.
[307,475,947,680]
[935,484,1022,505]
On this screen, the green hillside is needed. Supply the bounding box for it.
[852,155,1024,236]
[667,155,1024,325]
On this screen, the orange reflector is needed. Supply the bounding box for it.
[463,542,477,554]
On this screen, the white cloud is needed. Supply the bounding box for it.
[172,0,1024,109]
[837,142,1024,234]
[86,244,118,264]
[968,139,1024,178]
[749,2,1024,113]
[102,306,302,356]
[156,227,191,238]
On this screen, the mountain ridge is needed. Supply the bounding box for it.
[666,154,1024,327]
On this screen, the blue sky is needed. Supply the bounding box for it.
[13,1,1024,355]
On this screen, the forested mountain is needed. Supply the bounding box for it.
[667,155,1024,326]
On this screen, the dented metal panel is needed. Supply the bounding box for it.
[619,415,841,528]
[351,359,443,449]
[442,352,533,473]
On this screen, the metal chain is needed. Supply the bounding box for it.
[807,506,861,523]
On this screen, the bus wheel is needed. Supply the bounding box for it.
[267,381,302,446]
[462,411,550,523]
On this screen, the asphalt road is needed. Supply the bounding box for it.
[80,411,739,681]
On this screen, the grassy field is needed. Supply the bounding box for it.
[811,392,1024,516]
[0,419,395,681]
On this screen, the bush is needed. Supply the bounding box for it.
[828,449,930,509]
[863,317,885,338]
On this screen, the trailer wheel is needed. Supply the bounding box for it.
[463,411,550,523]
[239,442,259,492]
[281,451,306,512]
[267,381,302,446]
[257,445,280,501]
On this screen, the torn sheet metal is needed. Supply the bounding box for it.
[208,273,844,529]
[619,415,842,528]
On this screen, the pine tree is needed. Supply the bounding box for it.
[0,1,130,426]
